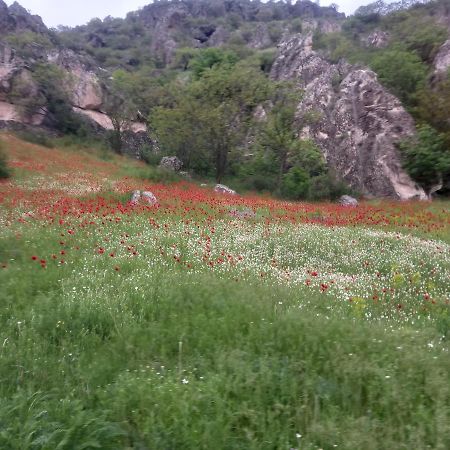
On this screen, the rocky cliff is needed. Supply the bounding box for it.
[0,0,147,150]
[271,34,426,200]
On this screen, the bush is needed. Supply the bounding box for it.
[14,131,54,148]
[0,143,10,179]
[281,167,311,200]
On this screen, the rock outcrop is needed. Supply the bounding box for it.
[48,50,103,110]
[159,156,183,172]
[362,30,390,49]
[271,34,426,200]
[433,39,450,78]
[0,1,47,35]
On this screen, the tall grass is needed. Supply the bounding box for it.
[0,212,449,449]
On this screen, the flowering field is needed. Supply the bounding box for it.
[1,134,450,449]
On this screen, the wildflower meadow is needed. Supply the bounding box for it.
[0,134,449,449]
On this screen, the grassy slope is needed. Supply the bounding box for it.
[0,134,450,449]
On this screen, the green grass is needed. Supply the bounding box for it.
[0,204,449,449]
[0,134,449,449]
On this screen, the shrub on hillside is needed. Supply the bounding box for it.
[0,142,10,179]
[14,131,54,148]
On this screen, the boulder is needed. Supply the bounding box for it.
[142,191,158,205]
[130,190,141,205]
[338,195,358,207]
[159,156,183,172]
[214,184,237,195]
[130,190,158,206]
[271,34,426,200]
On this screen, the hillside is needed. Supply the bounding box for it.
[0,0,449,200]
[1,133,450,448]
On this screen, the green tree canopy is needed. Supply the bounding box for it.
[400,125,450,197]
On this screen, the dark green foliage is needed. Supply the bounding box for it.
[0,142,10,179]
[152,61,271,182]
[414,75,450,135]
[14,131,54,148]
[399,125,450,196]
[370,47,427,105]
[281,167,310,199]
[188,48,239,79]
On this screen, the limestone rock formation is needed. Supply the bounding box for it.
[271,34,426,200]
[142,191,158,205]
[48,50,103,110]
[433,39,450,77]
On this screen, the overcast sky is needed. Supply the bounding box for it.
[6,0,378,28]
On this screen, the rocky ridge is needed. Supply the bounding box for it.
[271,34,426,200]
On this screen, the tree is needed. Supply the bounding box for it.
[370,47,427,106]
[188,48,239,79]
[102,70,139,154]
[399,125,450,197]
[414,76,450,135]
[152,61,271,182]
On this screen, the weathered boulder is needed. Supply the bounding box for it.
[338,195,358,207]
[214,184,237,195]
[142,191,158,205]
[159,156,183,172]
[130,190,141,205]
[271,34,426,200]
[130,190,158,206]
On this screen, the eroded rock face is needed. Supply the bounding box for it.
[271,34,426,200]
[433,39,450,76]
[47,50,103,110]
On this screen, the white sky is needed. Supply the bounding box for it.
[6,1,379,28]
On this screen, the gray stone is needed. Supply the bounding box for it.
[130,190,141,205]
[159,156,183,172]
[214,184,237,195]
[142,191,158,205]
[362,30,390,48]
[338,195,358,207]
